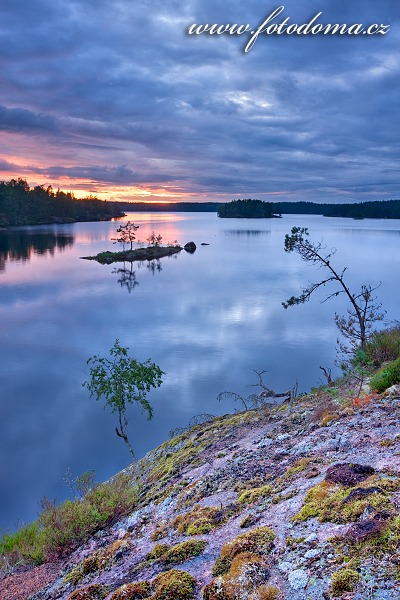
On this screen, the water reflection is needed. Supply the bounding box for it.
[112,263,139,293]
[111,257,169,292]
[146,259,162,274]
[0,229,74,272]
[224,230,271,236]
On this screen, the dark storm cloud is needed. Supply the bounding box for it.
[43,164,177,185]
[0,0,398,201]
[0,105,58,132]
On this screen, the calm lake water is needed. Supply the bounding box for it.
[1,212,399,531]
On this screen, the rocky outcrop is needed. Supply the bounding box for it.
[184,241,196,253]
[2,390,400,600]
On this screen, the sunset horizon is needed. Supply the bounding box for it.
[1,2,397,205]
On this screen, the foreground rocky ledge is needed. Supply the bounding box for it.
[2,388,400,600]
[80,245,182,264]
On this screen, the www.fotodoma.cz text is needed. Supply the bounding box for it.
[187,6,390,53]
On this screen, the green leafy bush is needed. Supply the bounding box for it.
[364,326,400,366]
[370,357,400,393]
[0,473,139,565]
[0,521,45,566]
[41,474,139,558]
[83,340,164,459]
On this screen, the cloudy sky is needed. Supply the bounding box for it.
[0,0,398,203]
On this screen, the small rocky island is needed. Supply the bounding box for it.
[81,245,183,265]
[81,221,197,264]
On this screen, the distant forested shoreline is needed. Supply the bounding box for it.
[217,199,400,219]
[1,178,399,226]
[0,178,124,226]
[118,198,400,219]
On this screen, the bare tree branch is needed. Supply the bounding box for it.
[283,227,386,352]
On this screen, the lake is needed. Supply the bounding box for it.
[1,212,399,532]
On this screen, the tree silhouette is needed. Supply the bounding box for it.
[111,221,140,251]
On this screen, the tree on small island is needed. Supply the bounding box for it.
[147,231,163,246]
[111,221,140,251]
[218,199,279,219]
[83,340,165,459]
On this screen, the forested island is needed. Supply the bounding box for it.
[0,178,124,227]
[217,199,281,218]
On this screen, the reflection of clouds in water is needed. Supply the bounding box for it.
[223,302,265,324]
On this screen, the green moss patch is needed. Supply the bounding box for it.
[212,526,275,577]
[293,472,399,524]
[141,439,209,504]
[239,485,273,505]
[65,537,132,584]
[152,569,196,600]
[330,568,360,596]
[172,504,238,535]
[106,571,197,600]
[110,581,151,600]
[67,584,110,600]
[204,551,271,599]
[146,544,172,561]
[334,515,400,559]
[162,539,207,566]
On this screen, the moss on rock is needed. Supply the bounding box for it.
[330,567,360,596]
[204,552,270,599]
[293,476,394,524]
[172,504,238,536]
[110,580,151,600]
[146,543,172,561]
[163,539,207,566]
[152,569,196,600]
[65,537,132,584]
[212,526,275,577]
[238,485,273,505]
[67,584,110,600]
